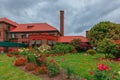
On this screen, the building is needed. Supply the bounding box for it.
[0,10,88,53]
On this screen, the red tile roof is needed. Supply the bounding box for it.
[0,17,18,26]
[10,23,58,32]
[0,17,58,32]
[57,36,88,43]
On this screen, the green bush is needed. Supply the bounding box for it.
[19,51,28,56]
[97,38,119,58]
[70,39,81,52]
[47,62,60,77]
[52,43,75,54]
[27,52,36,63]
[87,49,97,55]
[11,52,18,55]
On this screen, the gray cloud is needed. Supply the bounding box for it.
[0,0,120,36]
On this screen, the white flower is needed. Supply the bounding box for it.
[118,71,120,75]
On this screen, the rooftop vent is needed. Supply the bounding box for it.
[27,25,33,28]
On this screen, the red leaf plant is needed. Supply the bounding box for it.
[14,57,26,66]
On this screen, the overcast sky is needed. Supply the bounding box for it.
[0,0,120,36]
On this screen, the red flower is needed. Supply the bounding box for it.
[97,64,109,71]
[50,58,55,63]
[89,70,94,75]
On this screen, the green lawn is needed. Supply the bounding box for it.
[1,53,120,79]
[0,54,41,80]
[53,53,120,78]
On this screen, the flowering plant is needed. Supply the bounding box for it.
[25,63,36,71]
[33,66,47,75]
[97,64,110,71]
[89,64,120,80]
[47,58,60,77]
[14,57,26,66]
[7,53,13,57]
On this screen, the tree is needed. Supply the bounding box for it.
[88,21,120,47]
[97,38,119,58]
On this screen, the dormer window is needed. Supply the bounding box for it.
[27,25,33,29]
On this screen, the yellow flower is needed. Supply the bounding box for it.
[118,71,120,75]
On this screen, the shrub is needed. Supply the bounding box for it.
[97,38,119,58]
[33,66,47,75]
[25,63,36,71]
[89,64,120,80]
[27,54,36,63]
[70,39,81,52]
[47,58,60,77]
[7,53,13,57]
[52,43,75,54]
[87,49,97,55]
[19,48,30,56]
[11,52,18,55]
[36,57,46,66]
[14,57,26,66]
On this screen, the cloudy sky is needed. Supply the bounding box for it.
[0,0,120,36]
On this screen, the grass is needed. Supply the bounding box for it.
[0,54,41,80]
[53,53,120,78]
[1,53,120,79]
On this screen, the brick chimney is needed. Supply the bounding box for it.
[86,31,89,38]
[60,10,64,36]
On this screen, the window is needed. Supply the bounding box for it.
[12,33,15,38]
[26,33,29,38]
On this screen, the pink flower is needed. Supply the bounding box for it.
[38,57,44,62]
[117,58,120,61]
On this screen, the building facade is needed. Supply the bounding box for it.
[0,11,88,53]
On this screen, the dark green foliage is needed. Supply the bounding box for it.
[88,21,120,47]
[27,52,36,63]
[87,49,97,55]
[97,38,119,58]
[52,43,75,54]
[70,39,81,52]
[70,39,81,48]
[11,52,18,55]
[19,51,28,56]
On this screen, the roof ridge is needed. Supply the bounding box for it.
[20,22,47,25]
[60,36,85,37]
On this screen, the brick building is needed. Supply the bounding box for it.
[0,10,88,53]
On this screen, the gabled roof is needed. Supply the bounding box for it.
[57,36,88,43]
[0,17,18,26]
[10,23,58,32]
[0,17,58,32]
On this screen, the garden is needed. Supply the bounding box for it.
[1,21,120,80]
